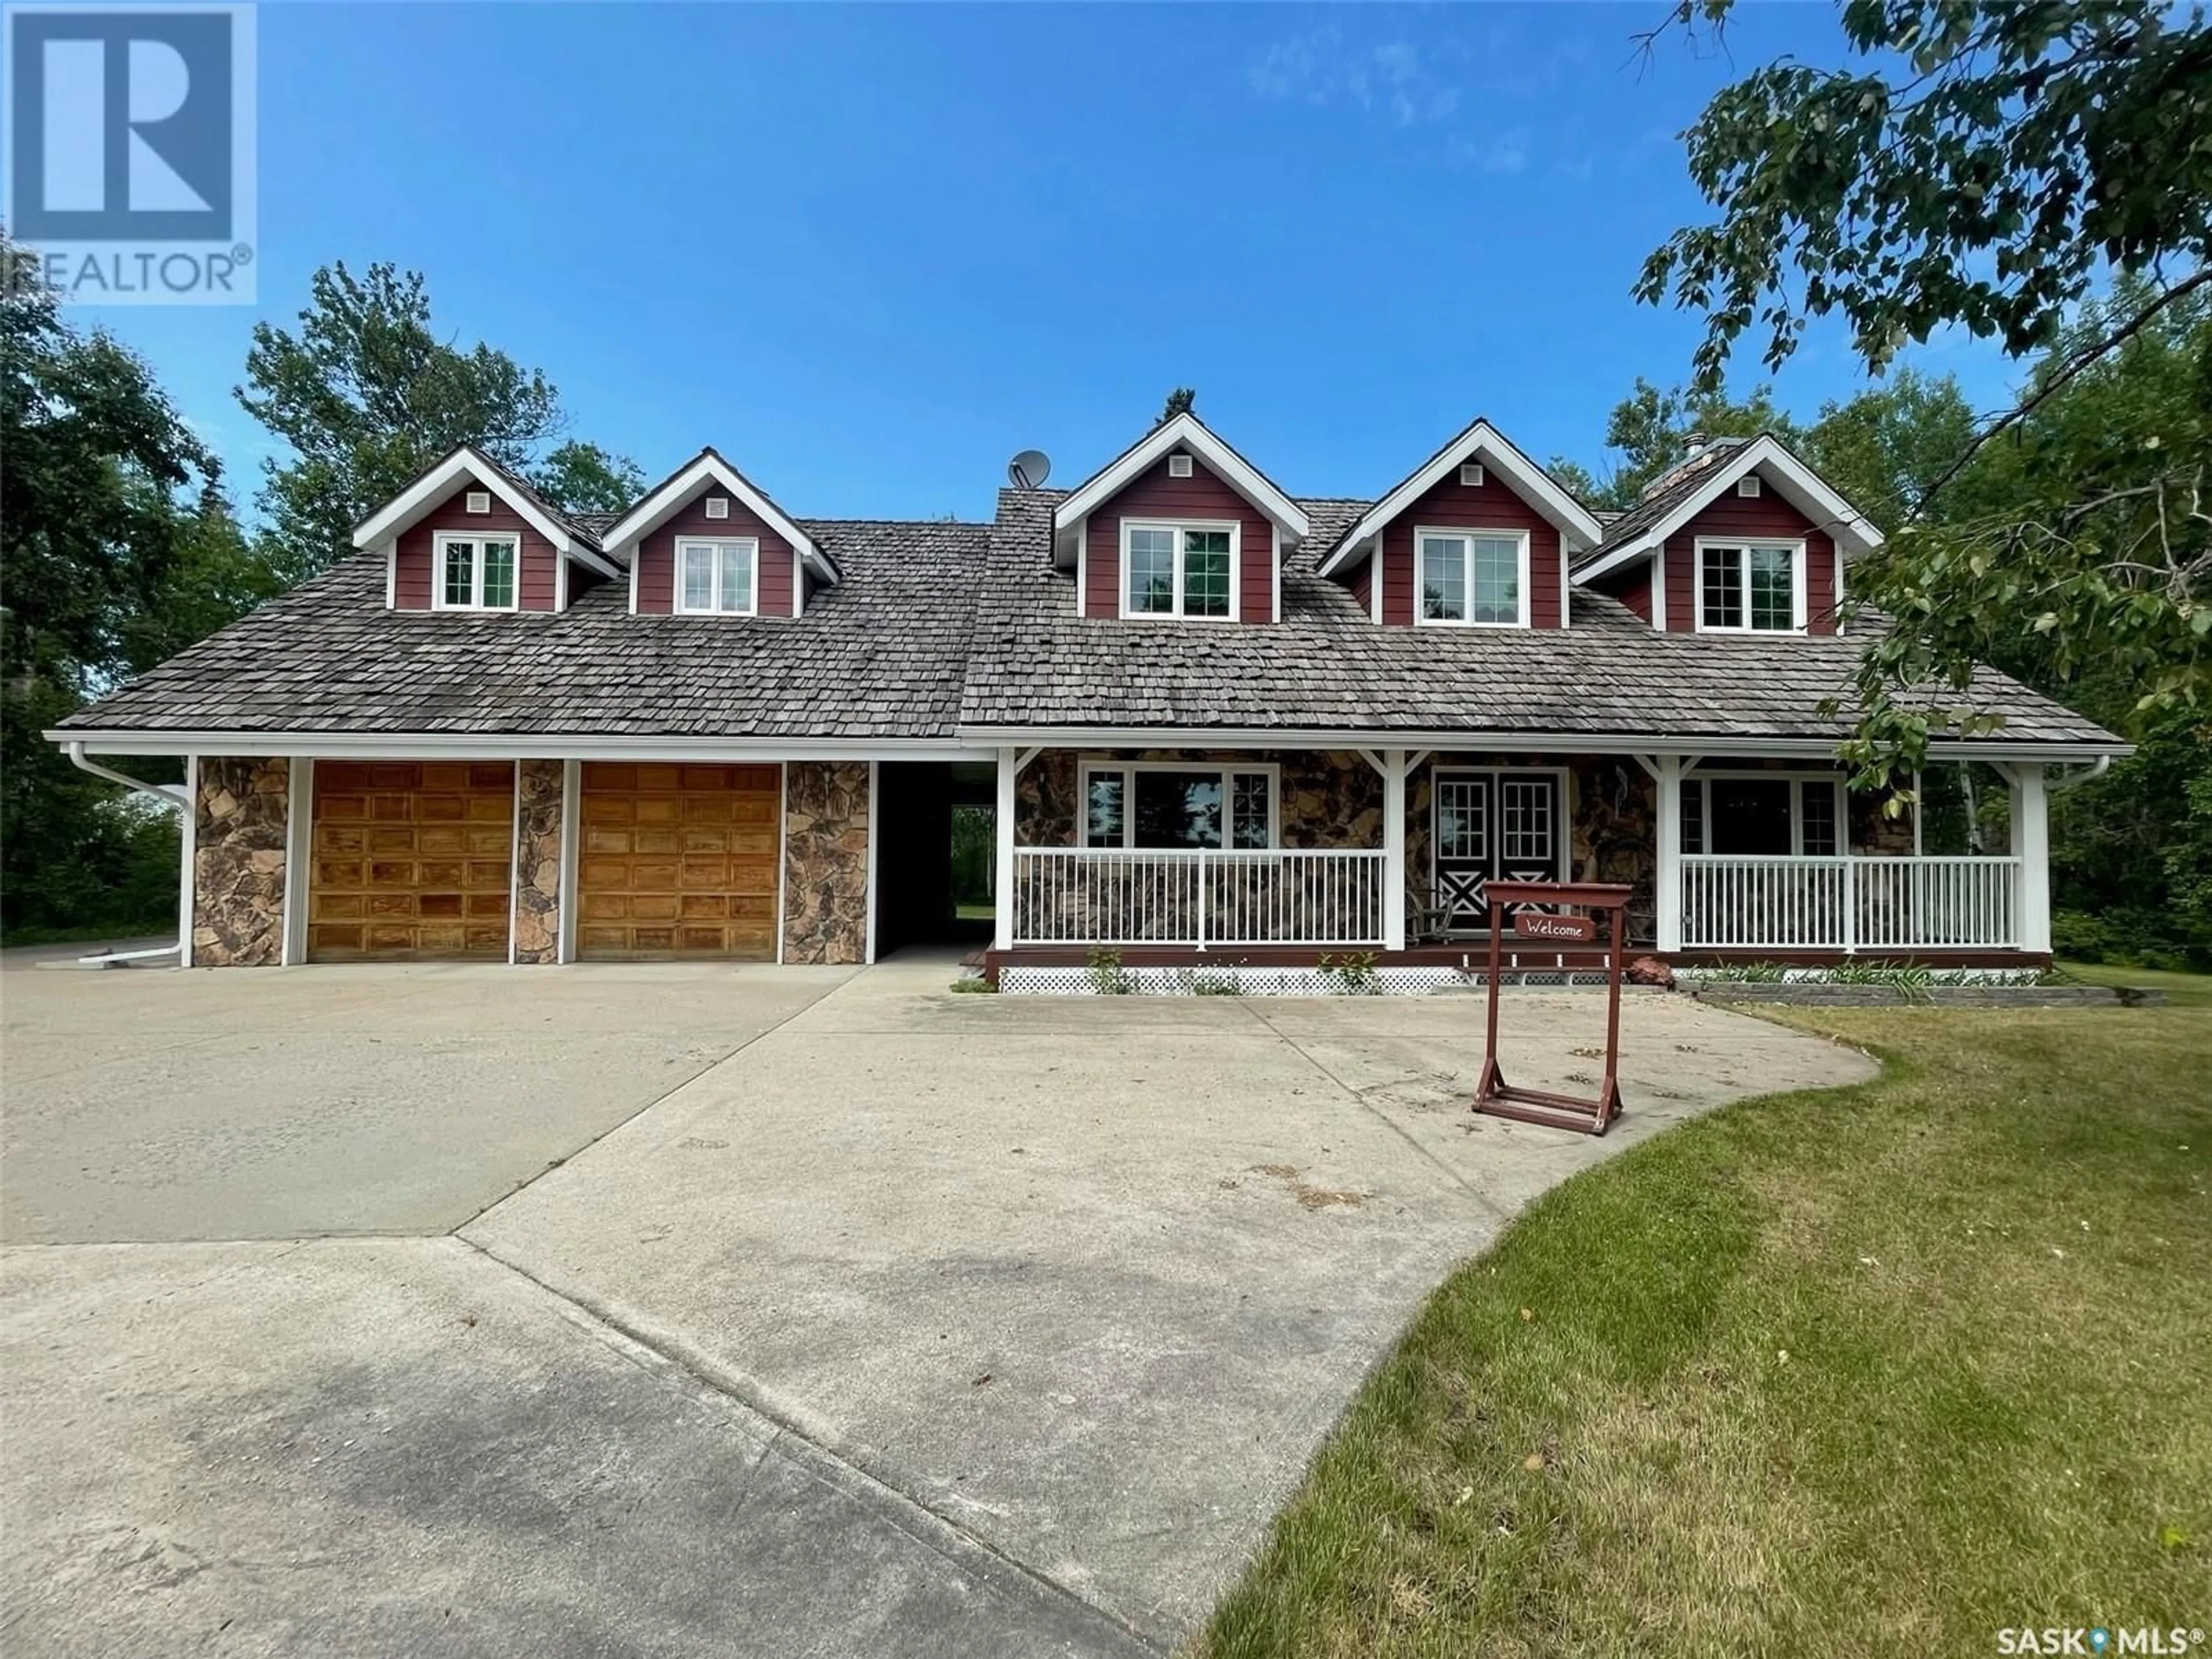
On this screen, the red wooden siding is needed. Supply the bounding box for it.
[633,494,799,616]
[1082,453,1275,622]
[1350,552,1373,613]
[1605,564,1654,623]
[1656,475,1839,633]
[1372,470,1566,627]
[392,477,562,611]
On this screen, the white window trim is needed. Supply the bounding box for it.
[1681,770,1846,857]
[1692,535,1808,634]
[1412,525,1532,629]
[1119,518,1241,622]
[431,530,522,612]
[673,536,761,616]
[1078,760,1281,850]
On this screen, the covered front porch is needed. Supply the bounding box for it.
[982,746,2053,975]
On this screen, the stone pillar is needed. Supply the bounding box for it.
[193,757,289,966]
[512,759,565,964]
[783,760,871,964]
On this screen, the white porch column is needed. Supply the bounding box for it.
[2010,763,2051,953]
[1382,748,1408,952]
[1654,755,1684,953]
[994,747,1019,951]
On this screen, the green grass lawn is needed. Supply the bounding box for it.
[1200,1001,2212,1658]
[2056,959,2212,1010]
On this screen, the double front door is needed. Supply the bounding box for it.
[1432,768,1565,931]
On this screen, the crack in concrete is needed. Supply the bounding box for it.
[454,1231,1164,1657]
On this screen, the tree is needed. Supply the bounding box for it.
[1156,387,1196,427]
[1797,368,1980,533]
[530,439,645,516]
[237,261,632,576]
[1,235,269,935]
[1570,377,1801,509]
[1638,0,2212,730]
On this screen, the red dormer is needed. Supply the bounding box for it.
[1050,414,1309,623]
[1572,434,1885,635]
[600,449,840,618]
[1313,420,1603,628]
[353,446,619,612]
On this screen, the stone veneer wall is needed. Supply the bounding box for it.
[1407,754,1658,941]
[783,760,870,964]
[1014,750,1385,848]
[193,756,289,966]
[512,759,564,964]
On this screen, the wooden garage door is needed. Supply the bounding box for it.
[308,762,514,961]
[576,763,781,959]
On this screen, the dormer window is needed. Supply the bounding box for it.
[1123,521,1235,619]
[435,532,518,611]
[677,537,757,615]
[1697,539,1805,632]
[1415,528,1528,627]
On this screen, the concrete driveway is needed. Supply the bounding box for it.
[2,952,1874,1655]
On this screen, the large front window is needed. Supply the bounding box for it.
[1698,541,1801,632]
[1123,522,1234,619]
[1082,764,1274,849]
[677,538,757,615]
[1416,529,1525,625]
[1680,774,1842,856]
[435,533,518,611]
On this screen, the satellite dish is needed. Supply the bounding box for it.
[1007,449,1051,489]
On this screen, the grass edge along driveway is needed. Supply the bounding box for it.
[1197,1001,2212,1659]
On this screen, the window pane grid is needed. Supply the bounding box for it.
[1748,546,1794,630]
[1470,536,1520,624]
[442,540,474,607]
[1126,528,1176,614]
[1420,535,1466,621]
[480,538,515,608]
[718,543,751,612]
[1183,530,1230,618]
[1230,772,1271,849]
[1702,546,1744,628]
[1798,781,1839,857]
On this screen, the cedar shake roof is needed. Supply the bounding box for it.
[56,464,2120,752]
[62,518,987,739]
[959,488,2112,745]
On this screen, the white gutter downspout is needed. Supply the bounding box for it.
[64,741,188,964]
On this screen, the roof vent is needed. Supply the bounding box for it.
[1007,449,1051,489]
[1460,462,1485,488]
[464,490,491,514]
[704,496,730,519]
[1736,476,1763,498]
[1168,453,1194,479]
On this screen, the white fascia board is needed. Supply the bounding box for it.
[600,453,836,586]
[949,724,2133,762]
[1050,413,1308,545]
[47,729,996,761]
[351,447,579,558]
[1315,421,1604,578]
[1573,435,1886,588]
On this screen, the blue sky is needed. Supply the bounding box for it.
[81,2,2016,522]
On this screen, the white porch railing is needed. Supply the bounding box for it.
[1012,849,1387,948]
[1681,854,2022,952]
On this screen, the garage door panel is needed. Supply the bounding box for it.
[309,762,513,962]
[576,762,781,960]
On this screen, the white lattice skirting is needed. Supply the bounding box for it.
[994,965,1618,997]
